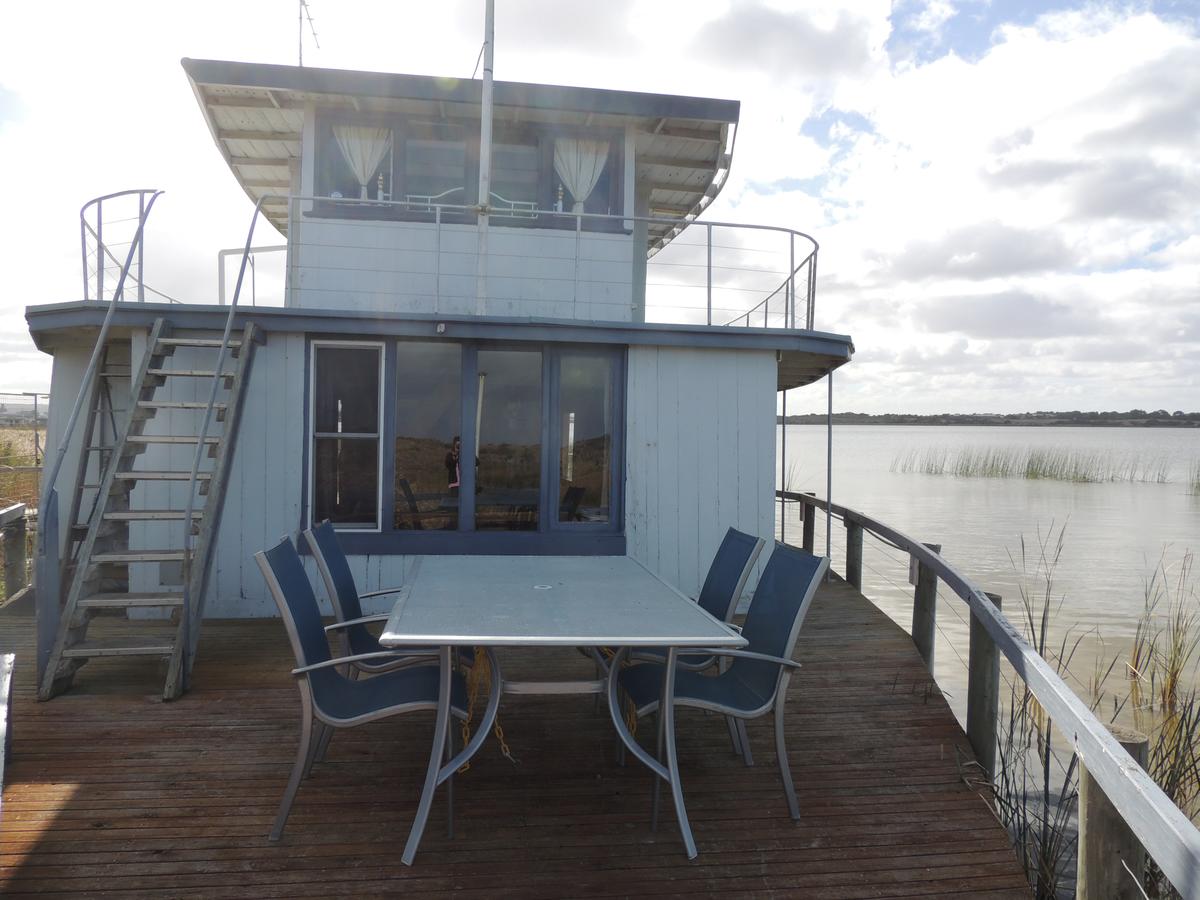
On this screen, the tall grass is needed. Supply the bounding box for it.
[893,445,1174,484]
[993,536,1200,898]
[0,426,41,508]
[1189,460,1200,495]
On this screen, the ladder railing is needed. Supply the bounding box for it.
[179,196,269,680]
[36,190,163,683]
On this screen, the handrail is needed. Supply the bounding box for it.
[778,489,1200,895]
[280,193,820,329]
[80,219,182,305]
[180,196,268,667]
[724,239,819,329]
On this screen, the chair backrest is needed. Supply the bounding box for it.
[397,478,424,530]
[303,520,363,623]
[734,543,829,702]
[254,536,333,671]
[696,528,766,622]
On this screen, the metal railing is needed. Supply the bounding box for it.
[278,193,820,329]
[779,489,1200,897]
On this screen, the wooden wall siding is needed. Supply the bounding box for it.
[0,577,1031,897]
[290,217,635,321]
[625,346,775,601]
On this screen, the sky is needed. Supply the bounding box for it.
[0,0,1196,414]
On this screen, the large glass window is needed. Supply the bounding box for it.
[404,123,468,207]
[558,353,614,523]
[490,140,541,218]
[475,350,542,530]
[311,343,382,528]
[394,342,462,530]
[318,124,393,201]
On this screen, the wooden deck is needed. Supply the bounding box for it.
[0,576,1030,898]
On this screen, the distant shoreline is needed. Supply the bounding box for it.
[779,411,1200,428]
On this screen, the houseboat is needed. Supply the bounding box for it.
[24,58,853,700]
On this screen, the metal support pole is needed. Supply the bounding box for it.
[1078,727,1149,900]
[473,0,495,318]
[911,543,941,671]
[780,388,787,543]
[825,371,832,565]
[967,591,1002,782]
[788,233,795,329]
[96,199,104,302]
[706,223,713,326]
[137,192,145,301]
[801,493,815,553]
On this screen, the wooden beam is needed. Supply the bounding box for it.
[243,179,291,189]
[644,180,702,195]
[638,155,716,171]
[205,94,302,111]
[230,156,293,168]
[648,203,691,216]
[218,129,302,143]
[265,90,283,110]
[645,124,721,143]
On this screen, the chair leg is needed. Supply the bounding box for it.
[313,721,335,766]
[774,701,800,820]
[303,722,325,777]
[270,702,314,841]
[725,715,742,757]
[651,710,663,832]
[736,719,754,767]
[445,716,455,839]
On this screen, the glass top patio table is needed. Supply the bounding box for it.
[377,554,747,865]
[378,555,746,648]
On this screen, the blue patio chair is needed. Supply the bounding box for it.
[304,520,473,675]
[616,542,829,826]
[255,536,476,842]
[628,527,765,762]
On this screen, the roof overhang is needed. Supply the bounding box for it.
[181,58,740,252]
[26,301,850,390]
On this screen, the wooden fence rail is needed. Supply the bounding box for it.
[781,489,1200,897]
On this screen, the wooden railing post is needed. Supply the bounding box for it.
[844,520,863,590]
[911,543,941,670]
[801,493,815,553]
[967,592,1002,783]
[2,508,28,602]
[1078,726,1149,900]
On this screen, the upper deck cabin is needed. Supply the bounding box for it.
[184,57,741,321]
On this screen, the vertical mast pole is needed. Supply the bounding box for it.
[475,0,495,316]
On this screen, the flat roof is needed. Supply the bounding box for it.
[26,301,852,390]
[182,58,740,252]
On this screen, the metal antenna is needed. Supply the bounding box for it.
[298,0,320,67]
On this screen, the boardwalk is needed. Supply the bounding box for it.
[0,576,1030,898]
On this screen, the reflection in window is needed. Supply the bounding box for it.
[491,141,540,217]
[312,345,381,527]
[394,342,462,530]
[558,354,613,523]
[476,350,542,530]
[405,124,467,207]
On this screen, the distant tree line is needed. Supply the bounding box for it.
[778,410,1200,427]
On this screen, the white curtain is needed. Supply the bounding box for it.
[332,125,392,199]
[553,138,609,214]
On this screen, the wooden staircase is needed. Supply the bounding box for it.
[39,318,261,701]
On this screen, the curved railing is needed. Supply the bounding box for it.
[79,189,162,303]
[778,489,1200,895]
[281,193,821,329]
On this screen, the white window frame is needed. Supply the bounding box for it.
[308,339,386,532]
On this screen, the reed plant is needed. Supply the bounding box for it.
[1189,460,1200,495]
[0,430,41,508]
[893,445,1175,484]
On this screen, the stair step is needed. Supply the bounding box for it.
[92,550,187,564]
[79,592,185,609]
[146,369,236,378]
[62,638,176,659]
[156,338,243,349]
[104,509,203,521]
[114,471,212,481]
[138,401,228,411]
[127,435,221,445]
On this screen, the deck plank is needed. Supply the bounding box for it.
[0,576,1030,897]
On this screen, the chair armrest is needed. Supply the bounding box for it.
[681,648,801,670]
[725,623,743,633]
[292,649,437,675]
[359,586,408,599]
[324,614,391,633]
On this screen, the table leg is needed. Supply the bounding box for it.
[402,645,453,866]
[661,647,698,859]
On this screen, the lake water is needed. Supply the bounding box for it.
[776,424,1200,724]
